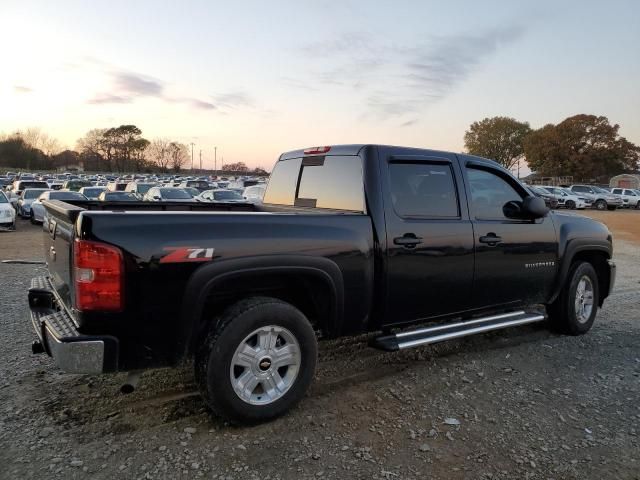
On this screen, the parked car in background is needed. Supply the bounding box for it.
[610,188,640,208]
[17,188,50,218]
[178,180,210,192]
[528,186,559,209]
[196,189,246,203]
[0,190,16,230]
[125,182,157,199]
[106,181,128,192]
[182,187,202,198]
[31,190,87,223]
[143,187,194,202]
[243,184,266,204]
[62,179,92,191]
[569,185,622,210]
[11,180,49,196]
[79,186,107,200]
[538,186,588,209]
[47,181,64,190]
[97,191,139,202]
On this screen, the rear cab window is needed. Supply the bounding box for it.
[263,156,365,212]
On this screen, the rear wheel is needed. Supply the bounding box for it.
[565,200,576,210]
[195,297,318,425]
[594,199,606,210]
[30,211,36,224]
[546,261,599,335]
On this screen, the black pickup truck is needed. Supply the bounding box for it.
[28,145,615,424]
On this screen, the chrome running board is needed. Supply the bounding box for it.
[371,310,546,351]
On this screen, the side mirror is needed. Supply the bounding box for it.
[522,196,549,219]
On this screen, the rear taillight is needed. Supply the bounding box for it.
[74,239,124,311]
[303,146,331,155]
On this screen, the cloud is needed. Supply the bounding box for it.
[293,25,527,120]
[113,72,164,97]
[212,91,253,109]
[14,85,33,93]
[88,93,133,104]
[88,69,220,111]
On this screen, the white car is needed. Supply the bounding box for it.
[196,189,247,203]
[610,188,640,208]
[539,186,588,209]
[30,190,87,224]
[0,191,16,230]
[242,184,266,204]
[143,187,194,202]
[79,186,107,200]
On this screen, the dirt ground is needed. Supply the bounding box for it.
[0,210,638,480]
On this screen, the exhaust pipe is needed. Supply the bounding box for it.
[120,371,142,394]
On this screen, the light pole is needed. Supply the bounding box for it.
[190,143,195,170]
[214,146,217,176]
[199,149,202,171]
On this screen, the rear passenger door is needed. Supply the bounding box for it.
[463,163,558,308]
[383,154,475,325]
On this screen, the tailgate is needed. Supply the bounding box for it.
[42,200,84,311]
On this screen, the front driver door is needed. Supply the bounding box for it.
[464,164,558,308]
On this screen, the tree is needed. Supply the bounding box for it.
[0,136,51,170]
[464,117,532,171]
[168,142,189,172]
[52,150,81,169]
[16,127,62,156]
[77,128,111,171]
[147,138,172,172]
[221,162,249,172]
[524,114,640,181]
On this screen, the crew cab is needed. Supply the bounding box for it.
[610,188,640,208]
[28,145,615,424]
[569,185,623,210]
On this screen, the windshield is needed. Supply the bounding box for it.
[160,188,192,199]
[214,190,243,200]
[24,189,47,199]
[82,188,104,196]
[105,192,137,201]
[593,187,611,194]
[0,192,7,203]
[50,192,86,200]
[136,183,155,194]
[19,181,48,190]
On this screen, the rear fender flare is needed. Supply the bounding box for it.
[179,255,344,357]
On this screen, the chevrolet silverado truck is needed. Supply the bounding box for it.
[28,145,615,424]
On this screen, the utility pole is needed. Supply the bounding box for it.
[190,143,195,170]
[199,150,202,171]
[214,146,217,176]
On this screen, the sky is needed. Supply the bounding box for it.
[1,0,639,170]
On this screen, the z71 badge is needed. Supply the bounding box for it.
[159,247,215,264]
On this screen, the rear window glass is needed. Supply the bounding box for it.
[297,156,364,211]
[263,158,302,206]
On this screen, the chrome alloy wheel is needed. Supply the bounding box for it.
[230,325,301,405]
[574,276,594,324]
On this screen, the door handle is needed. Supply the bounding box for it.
[479,233,502,246]
[394,234,423,248]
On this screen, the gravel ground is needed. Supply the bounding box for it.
[0,214,639,480]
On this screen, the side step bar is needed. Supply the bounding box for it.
[371,310,546,351]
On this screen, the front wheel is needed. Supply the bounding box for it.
[30,212,36,224]
[565,200,576,210]
[594,200,607,211]
[195,297,318,425]
[546,261,599,335]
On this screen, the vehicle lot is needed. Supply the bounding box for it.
[1,211,639,480]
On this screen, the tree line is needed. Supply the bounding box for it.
[0,125,267,174]
[464,114,639,182]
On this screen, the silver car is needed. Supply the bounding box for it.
[17,188,50,218]
[30,190,87,224]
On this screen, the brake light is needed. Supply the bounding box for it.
[74,239,124,311]
[303,146,331,155]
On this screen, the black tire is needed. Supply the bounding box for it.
[565,200,576,210]
[546,261,599,335]
[594,200,606,211]
[30,212,36,224]
[195,297,318,425]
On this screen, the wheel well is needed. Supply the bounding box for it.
[572,250,610,306]
[200,273,335,337]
